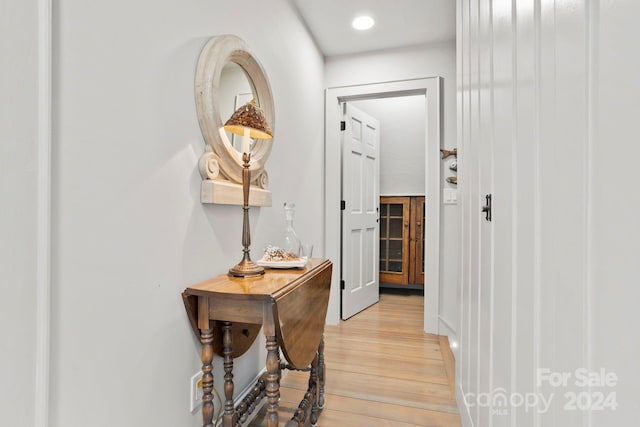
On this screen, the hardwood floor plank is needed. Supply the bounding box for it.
[323,338,445,362]
[322,355,449,384]
[280,369,454,402]
[277,388,462,427]
[281,372,458,413]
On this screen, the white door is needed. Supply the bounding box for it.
[341,103,380,319]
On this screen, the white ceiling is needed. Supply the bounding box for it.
[290,0,456,57]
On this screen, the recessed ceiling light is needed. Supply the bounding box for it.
[352,16,375,31]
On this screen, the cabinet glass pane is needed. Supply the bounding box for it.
[380,216,387,237]
[389,240,403,261]
[389,218,403,238]
[388,261,402,272]
[389,203,403,216]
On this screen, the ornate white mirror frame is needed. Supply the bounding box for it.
[195,34,275,206]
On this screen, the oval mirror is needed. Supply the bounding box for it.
[195,35,275,192]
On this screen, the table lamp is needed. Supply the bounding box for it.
[224,99,273,277]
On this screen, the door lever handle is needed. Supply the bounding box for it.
[482,194,492,222]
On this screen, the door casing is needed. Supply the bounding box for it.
[324,77,442,333]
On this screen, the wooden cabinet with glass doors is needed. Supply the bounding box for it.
[379,196,425,286]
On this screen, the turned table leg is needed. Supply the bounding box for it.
[222,322,237,427]
[200,328,215,427]
[265,334,280,427]
[309,353,320,427]
[318,335,326,409]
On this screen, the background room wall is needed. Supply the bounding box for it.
[325,42,460,343]
[44,1,323,426]
[352,95,426,196]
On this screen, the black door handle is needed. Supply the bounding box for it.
[482,194,492,222]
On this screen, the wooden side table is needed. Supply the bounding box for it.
[182,259,332,427]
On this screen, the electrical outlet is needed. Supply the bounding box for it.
[190,371,204,413]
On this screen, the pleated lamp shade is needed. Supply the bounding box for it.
[223,99,272,139]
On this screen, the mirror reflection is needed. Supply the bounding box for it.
[219,62,256,153]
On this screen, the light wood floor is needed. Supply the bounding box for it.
[250,292,461,426]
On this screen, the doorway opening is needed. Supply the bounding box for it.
[324,77,443,333]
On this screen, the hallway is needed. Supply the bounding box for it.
[251,292,461,426]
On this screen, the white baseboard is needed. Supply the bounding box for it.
[456,383,474,427]
[438,315,457,338]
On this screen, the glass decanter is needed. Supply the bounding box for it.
[281,202,301,256]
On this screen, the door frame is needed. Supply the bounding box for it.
[324,77,442,333]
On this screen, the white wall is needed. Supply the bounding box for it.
[326,42,460,339]
[352,96,426,196]
[48,1,324,426]
[0,2,39,426]
[457,0,640,425]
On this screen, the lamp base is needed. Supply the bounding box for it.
[229,151,264,278]
[229,258,265,277]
